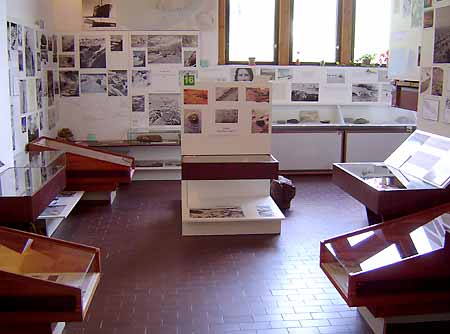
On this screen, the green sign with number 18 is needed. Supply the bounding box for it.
[184,74,195,86]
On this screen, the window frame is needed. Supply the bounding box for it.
[219,0,387,66]
[225,0,280,65]
[289,0,343,65]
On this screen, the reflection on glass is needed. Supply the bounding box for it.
[347,231,374,247]
[410,226,443,255]
[360,244,401,272]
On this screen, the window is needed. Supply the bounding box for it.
[291,0,340,64]
[353,0,392,63]
[226,0,278,63]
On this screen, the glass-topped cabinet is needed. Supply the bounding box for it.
[0,226,100,333]
[0,151,66,224]
[128,127,181,145]
[320,204,450,317]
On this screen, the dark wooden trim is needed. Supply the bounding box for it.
[218,0,226,65]
[279,0,291,65]
[340,0,353,64]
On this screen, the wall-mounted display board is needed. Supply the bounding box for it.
[320,203,450,334]
[6,17,61,156]
[181,80,284,236]
[28,137,135,198]
[417,0,450,137]
[0,226,101,334]
[56,30,200,141]
[0,151,66,225]
[333,130,450,225]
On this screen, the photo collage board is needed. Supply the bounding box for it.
[55,30,200,140]
[6,18,60,156]
[419,0,450,125]
[181,81,272,156]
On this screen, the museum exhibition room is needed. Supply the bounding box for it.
[1,0,450,333]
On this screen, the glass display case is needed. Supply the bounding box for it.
[320,203,450,320]
[0,151,66,224]
[0,226,100,334]
[333,130,450,224]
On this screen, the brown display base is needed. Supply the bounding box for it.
[0,322,65,334]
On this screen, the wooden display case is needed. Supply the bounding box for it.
[28,137,135,192]
[333,130,450,224]
[0,152,66,225]
[0,227,101,334]
[320,203,450,333]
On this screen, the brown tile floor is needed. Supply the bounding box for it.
[57,176,373,334]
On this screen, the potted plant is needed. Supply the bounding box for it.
[357,53,376,66]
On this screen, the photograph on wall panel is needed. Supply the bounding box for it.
[80,73,107,94]
[214,109,239,135]
[110,35,123,51]
[131,35,147,48]
[80,37,107,68]
[132,70,150,89]
[24,27,36,77]
[132,95,145,112]
[184,88,208,105]
[47,71,55,105]
[108,70,128,96]
[36,79,43,109]
[182,35,198,48]
[422,98,439,121]
[216,87,239,102]
[432,67,444,96]
[59,55,76,68]
[61,35,75,52]
[183,50,197,67]
[251,109,270,134]
[291,83,319,102]
[148,35,182,64]
[27,114,39,143]
[246,88,270,103]
[60,71,80,97]
[148,93,181,126]
[133,50,146,67]
[352,84,379,102]
[82,0,117,29]
[434,6,450,63]
[184,109,202,134]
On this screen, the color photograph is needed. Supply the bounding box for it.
[291,83,319,102]
[216,87,239,102]
[252,109,270,134]
[148,35,182,64]
[80,37,106,68]
[246,88,270,103]
[80,73,107,94]
[184,109,202,134]
[108,70,128,96]
[59,71,80,97]
[149,93,181,126]
[184,89,208,105]
[423,9,434,28]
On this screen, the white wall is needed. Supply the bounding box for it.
[0,0,13,170]
[7,0,55,31]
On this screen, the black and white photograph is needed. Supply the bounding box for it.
[422,98,439,121]
[189,207,245,219]
[326,69,346,84]
[182,35,198,48]
[132,70,150,89]
[18,50,24,71]
[60,71,80,97]
[61,35,75,52]
[24,27,36,77]
[352,84,379,102]
[36,52,41,71]
[108,70,128,96]
[183,50,196,67]
[36,79,43,109]
[133,50,146,67]
[80,73,107,94]
[47,71,55,105]
[233,67,254,81]
[378,70,389,82]
[41,50,49,64]
[27,114,39,143]
[82,0,116,29]
[216,87,239,102]
[256,205,275,217]
[80,37,106,68]
[402,0,412,17]
[39,111,44,131]
[432,67,444,96]
[410,0,423,28]
[19,80,27,114]
[48,35,53,51]
[278,68,293,80]
[252,109,270,134]
[444,98,450,124]
[434,6,450,64]
[110,35,123,51]
[40,33,47,50]
[131,35,147,48]
[149,93,181,126]
[17,24,23,48]
[291,83,319,102]
[184,109,202,134]
[132,95,145,112]
[215,109,238,124]
[148,35,182,64]
[59,54,76,68]
[9,22,19,50]
[260,68,276,81]
[420,67,432,94]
